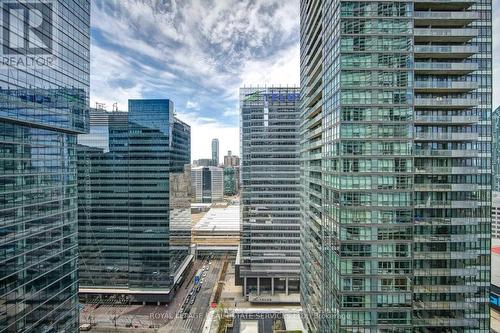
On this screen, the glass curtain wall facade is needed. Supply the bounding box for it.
[212,138,219,165]
[77,101,191,303]
[300,0,491,331]
[0,1,90,332]
[493,106,500,190]
[239,87,301,301]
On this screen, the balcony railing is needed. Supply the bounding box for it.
[414,62,478,74]
[414,132,478,140]
[413,115,479,124]
[414,45,478,58]
[414,11,479,20]
[414,97,478,108]
[413,183,478,191]
[414,81,478,92]
[414,28,478,42]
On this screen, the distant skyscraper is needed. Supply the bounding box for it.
[224,150,240,167]
[191,166,224,203]
[238,87,301,302]
[0,1,90,331]
[300,0,491,331]
[212,138,220,165]
[194,158,217,167]
[77,100,191,303]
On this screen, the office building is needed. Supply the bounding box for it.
[169,165,193,274]
[237,87,301,303]
[212,138,219,165]
[77,100,192,303]
[0,1,90,332]
[194,158,217,167]
[224,167,237,196]
[224,150,240,167]
[191,166,224,203]
[300,0,491,331]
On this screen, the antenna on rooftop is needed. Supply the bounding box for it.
[95,102,106,110]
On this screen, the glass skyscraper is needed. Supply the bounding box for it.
[77,100,191,303]
[212,138,219,165]
[238,87,301,302]
[0,1,90,332]
[300,0,491,331]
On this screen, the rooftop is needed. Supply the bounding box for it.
[193,204,240,233]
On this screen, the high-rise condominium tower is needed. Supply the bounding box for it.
[77,101,191,303]
[0,1,90,331]
[212,138,219,165]
[493,106,500,190]
[238,87,301,302]
[300,0,491,331]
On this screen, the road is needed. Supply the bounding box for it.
[161,258,221,332]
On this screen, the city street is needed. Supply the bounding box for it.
[161,258,221,332]
[79,257,220,331]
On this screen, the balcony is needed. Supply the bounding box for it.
[414,11,479,26]
[414,81,478,93]
[414,132,478,141]
[413,318,478,327]
[414,97,478,109]
[414,0,476,10]
[414,200,478,208]
[413,285,478,293]
[413,183,478,191]
[414,28,477,42]
[302,110,322,129]
[414,115,478,124]
[414,149,477,157]
[413,300,478,310]
[415,166,477,174]
[414,45,478,59]
[413,250,478,260]
[413,233,478,242]
[413,267,478,276]
[414,62,478,75]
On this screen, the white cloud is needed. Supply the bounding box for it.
[223,108,239,117]
[240,44,300,88]
[89,0,298,159]
[186,100,200,110]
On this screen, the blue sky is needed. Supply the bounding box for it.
[90,0,299,161]
[90,0,499,161]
